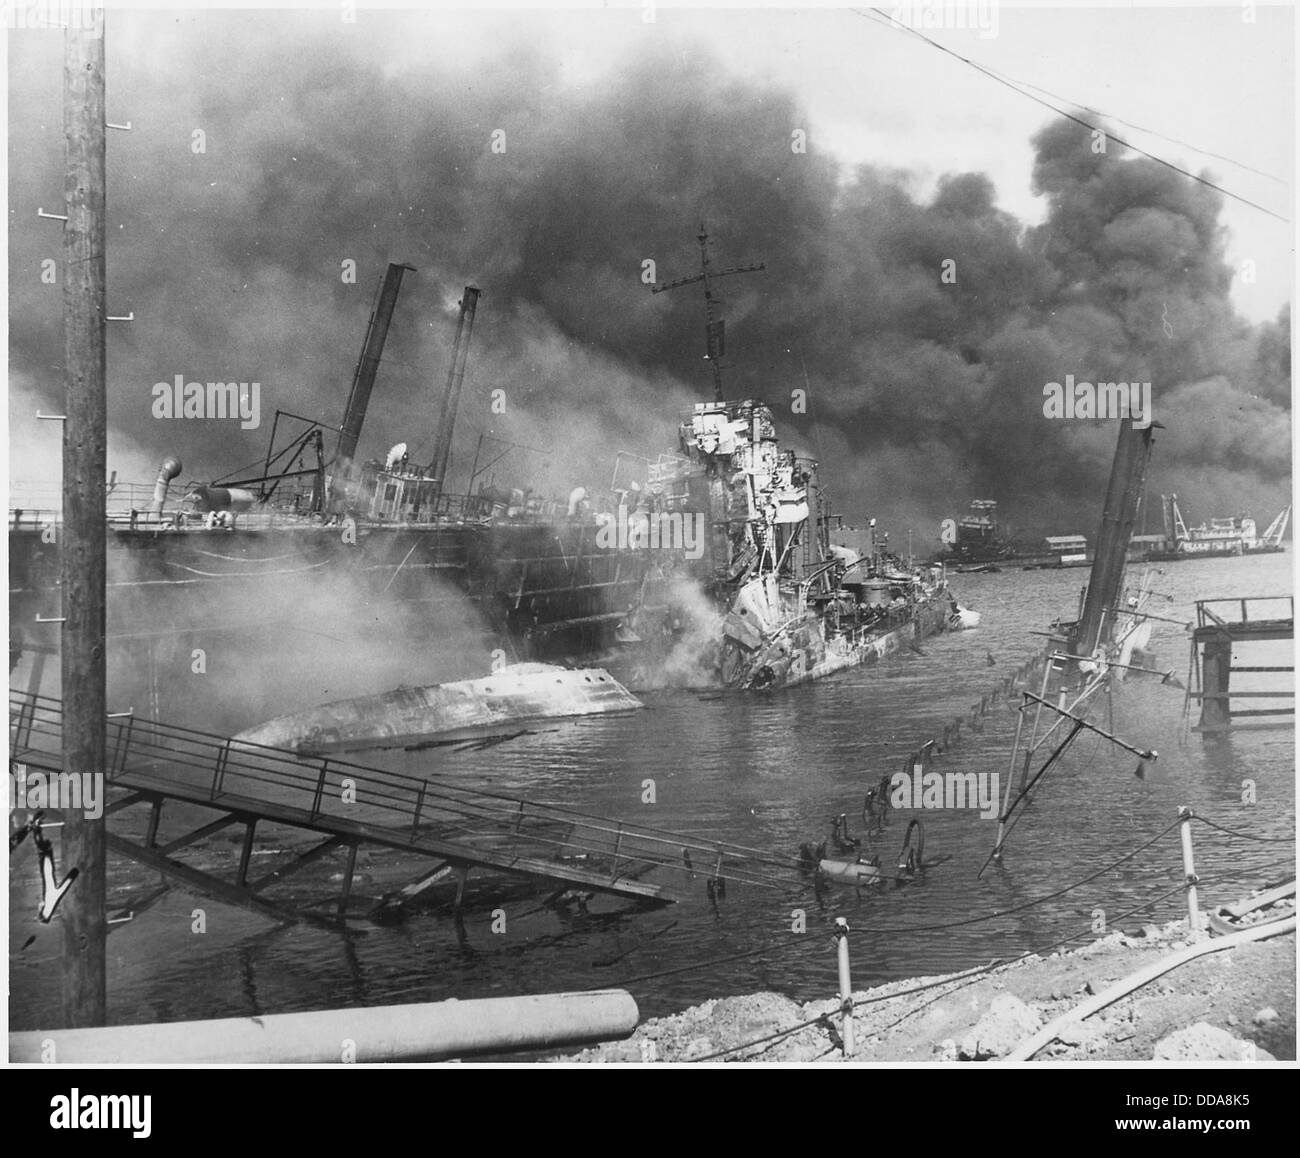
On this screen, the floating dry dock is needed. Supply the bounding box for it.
[233,662,642,754]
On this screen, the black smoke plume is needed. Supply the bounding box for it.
[7,11,1290,545]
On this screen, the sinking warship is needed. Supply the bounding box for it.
[11,236,975,713]
[639,398,976,690]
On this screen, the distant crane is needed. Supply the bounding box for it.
[1260,505,1291,548]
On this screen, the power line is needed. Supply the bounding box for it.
[853,7,1290,223]
[974,64,1287,186]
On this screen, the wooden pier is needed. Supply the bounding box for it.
[9,690,804,924]
[1185,596,1294,736]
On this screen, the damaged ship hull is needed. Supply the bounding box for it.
[232,662,642,754]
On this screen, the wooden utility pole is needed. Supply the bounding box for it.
[60,15,108,1027]
[651,225,765,402]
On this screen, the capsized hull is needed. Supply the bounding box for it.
[233,662,642,754]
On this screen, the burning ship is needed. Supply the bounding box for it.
[11,235,974,715]
[643,398,974,690]
[9,263,696,722]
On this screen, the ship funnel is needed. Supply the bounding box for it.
[429,286,481,492]
[153,456,183,512]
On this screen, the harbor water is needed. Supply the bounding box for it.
[9,552,1294,1033]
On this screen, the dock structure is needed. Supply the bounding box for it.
[9,690,804,924]
[1185,596,1294,737]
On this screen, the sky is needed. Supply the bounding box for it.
[4,1,1295,540]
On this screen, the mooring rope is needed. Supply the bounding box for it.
[1190,815,1297,844]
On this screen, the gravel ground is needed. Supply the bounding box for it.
[556,911,1295,1064]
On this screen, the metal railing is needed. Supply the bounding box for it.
[1196,596,1294,629]
[9,690,806,895]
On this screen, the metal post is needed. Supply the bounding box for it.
[144,799,162,850]
[236,820,257,887]
[834,917,855,1056]
[611,823,624,877]
[60,15,108,1029]
[992,694,1027,862]
[411,782,426,838]
[311,760,330,818]
[1178,806,1201,933]
[113,713,135,778]
[337,842,359,919]
[212,738,230,800]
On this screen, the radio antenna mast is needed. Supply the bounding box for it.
[650,224,765,401]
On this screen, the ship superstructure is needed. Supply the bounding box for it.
[644,398,969,689]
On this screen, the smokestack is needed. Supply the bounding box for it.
[152,456,182,513]
[335,261,416,466]
[429,286,481,492]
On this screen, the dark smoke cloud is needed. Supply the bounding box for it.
[7,11,1290,546]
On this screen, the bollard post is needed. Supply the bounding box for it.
[1178,806,1201,933]
[834,917,855,1057]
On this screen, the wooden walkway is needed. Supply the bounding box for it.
[9,690,804,924]
[1186,596,1294,736]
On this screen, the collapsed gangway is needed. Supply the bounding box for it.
[9,690,807,925]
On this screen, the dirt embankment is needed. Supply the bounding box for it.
[558,918,1295,1064]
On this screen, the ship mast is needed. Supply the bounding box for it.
[650,224,765,402]
[1073,421,1157,658]
[335,261,416,466]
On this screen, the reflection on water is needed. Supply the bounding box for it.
[9,553,1294,1031]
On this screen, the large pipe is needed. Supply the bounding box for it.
[334,261,416,466]
[184,486,256,514]
[429,286,481,490]
[9,990,639,1063]
[151,456,182,513]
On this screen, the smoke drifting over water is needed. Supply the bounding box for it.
[6,10,1290,544]
[104,559,494,738]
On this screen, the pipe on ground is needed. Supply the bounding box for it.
[9,989,638,1063]
[1003,916,1295,1062]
